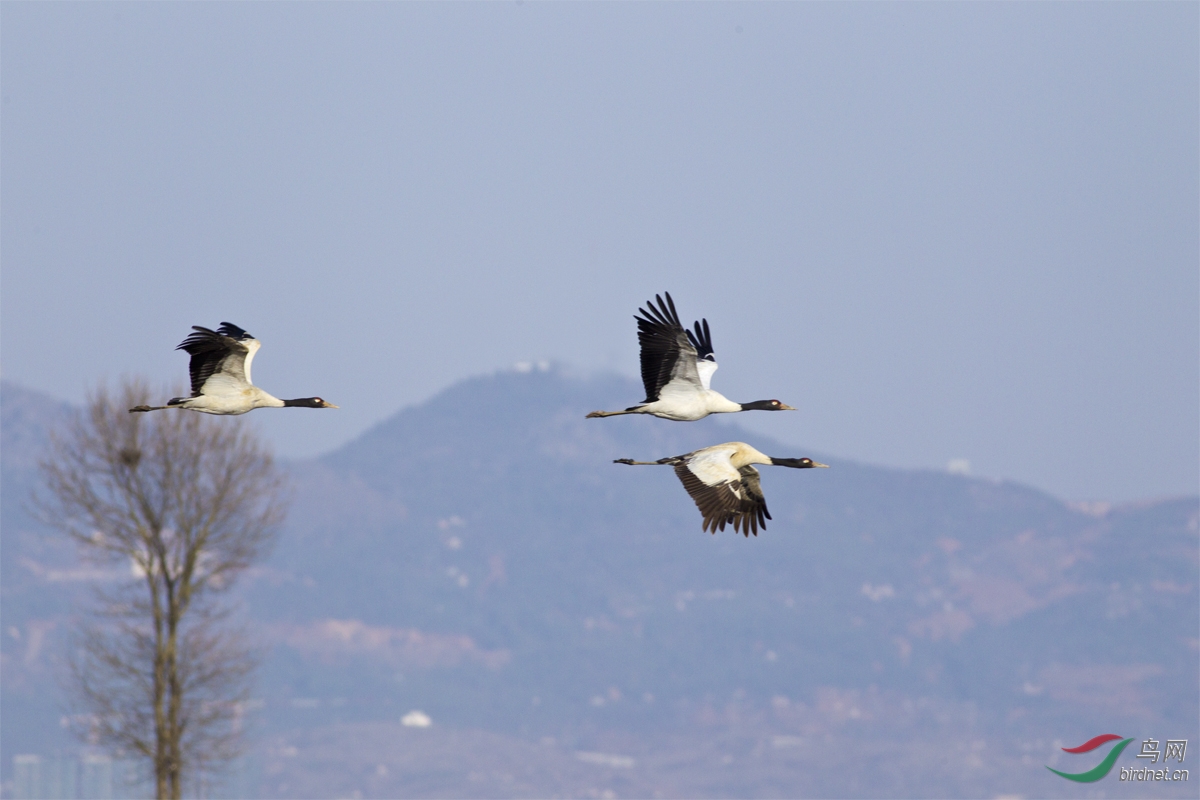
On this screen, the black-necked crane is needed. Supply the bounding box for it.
[615,442,827,536]
[129,322,338,415]
[586,292,795,421]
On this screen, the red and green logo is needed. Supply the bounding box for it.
[1047,734,1135,782]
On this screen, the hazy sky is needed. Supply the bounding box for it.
[2,2,1196,504]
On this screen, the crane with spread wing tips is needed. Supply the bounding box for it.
[129,323,338,415]
[587,292,794,421]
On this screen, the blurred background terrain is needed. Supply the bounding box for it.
[3,372,1196,798]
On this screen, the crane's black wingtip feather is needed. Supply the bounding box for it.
[691,318,714,357]
[662,292,680,324]
[217,322,252,340]
[638,292,683,331]
[177,326,215,350]
[665,294,682,327]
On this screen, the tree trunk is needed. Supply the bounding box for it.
[153,572,169,800]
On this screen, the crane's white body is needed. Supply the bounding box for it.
[683,442,772,485]
[634,376,742,421]
[631,360,739,420]
[171,387,284,415]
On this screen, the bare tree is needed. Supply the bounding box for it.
[37,379,285,800]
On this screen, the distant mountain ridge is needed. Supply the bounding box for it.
[3,372,1196,798]
[257,368,1198,797]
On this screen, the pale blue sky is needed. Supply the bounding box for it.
[2,2,1196,504]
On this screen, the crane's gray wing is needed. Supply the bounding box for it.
[635,293,702,403]
[731,465,771,537]
[176,325,253,397]
[673,461,771,537]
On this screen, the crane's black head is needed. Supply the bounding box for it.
[282,397,339,409]
[770,457,829,469]
[740,399,796,411]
